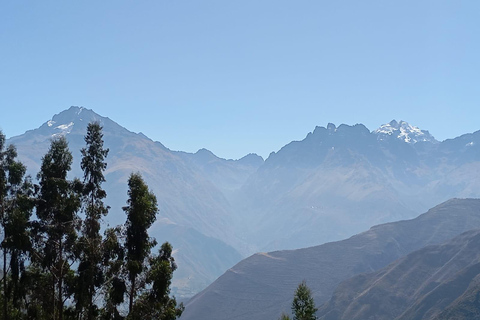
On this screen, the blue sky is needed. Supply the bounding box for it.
[1,1,479,159]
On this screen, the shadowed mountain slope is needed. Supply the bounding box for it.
[435,275,480,319]
[318,229,480,320]
[181,199,480,320]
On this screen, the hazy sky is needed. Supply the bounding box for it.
[1,1,479,159]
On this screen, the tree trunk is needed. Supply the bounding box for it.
[129,275,136,315]
[88,280,94,320]
[58,240,63,320]
[3,248,8,320]
[52,274,57,320]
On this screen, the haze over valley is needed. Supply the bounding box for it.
[6,107,480,306]
[3,1,480,319]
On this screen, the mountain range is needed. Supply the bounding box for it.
[7,107,255,297]
[232,119,480,251]
[318,228,480,320]
[5,106,480,298]
[181,199,480,320]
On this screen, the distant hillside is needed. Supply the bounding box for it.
[151,222,243,298]
[7,107,480,298]
[7,106,261,297]
[181,199,480,320]
[234,122,480,251]
[435,276,480,319]
[318,229,480,320]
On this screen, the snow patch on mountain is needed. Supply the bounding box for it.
[374,120,437,144]
[52,122,74,137]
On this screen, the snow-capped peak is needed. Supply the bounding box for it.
[374,120,437,144]
[52,122,74,138]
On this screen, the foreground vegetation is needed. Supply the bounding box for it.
[280,281,317,320]
[0,123,183,320]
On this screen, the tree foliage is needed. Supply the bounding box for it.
[0,131,35,319]
[279,313,292,320]
[101,226,126,320]
[75,122,110,320]
[123,172,158,314]
[0,124,182,320]
[34,136,82,320]
[291,281,317,320]
[130,242,184,320]
[280,281,317,320]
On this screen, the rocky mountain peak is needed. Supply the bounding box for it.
[237,153,264,166]
[374,119,438,144]
[37,106,104,138]
[327,123,337,133]
[194,148,219,163]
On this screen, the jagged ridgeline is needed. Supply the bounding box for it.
[0,122,183,319]
[6,106,480,302]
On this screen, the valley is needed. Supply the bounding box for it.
[5,107,480,315]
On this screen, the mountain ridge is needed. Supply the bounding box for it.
[181,199,480,320]
[5,106,480,299]
[374,119,438,144]
[317,228,480,320]
[232,117,480,252]
[6,106,260,297]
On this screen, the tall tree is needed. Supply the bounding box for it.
[291,281,317,320]
[101,226,126,320]
[0,132,35,319]
[35,136,82,320]
[130,242,184,319]
[0,131,8,320]
[101,174,182,320]
[122,173,158,315]
[76,122,109,320]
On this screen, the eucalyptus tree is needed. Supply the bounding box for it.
[101,226,126,320]
[101,173,182,319]
[130,242,184,320]
[0,130,8,320]
[75,122,109,320]
[123,173,158,315]
[0,131,35,319]
[35,136,82,320]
